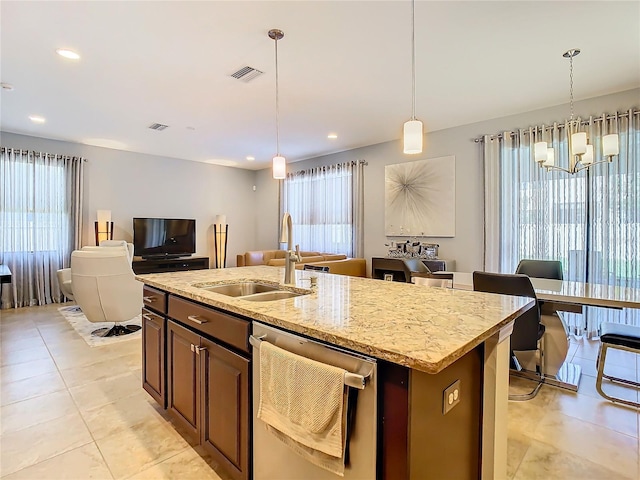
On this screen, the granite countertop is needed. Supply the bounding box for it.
[137,266,533,374]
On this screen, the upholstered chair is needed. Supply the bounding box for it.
[70,248,143,337]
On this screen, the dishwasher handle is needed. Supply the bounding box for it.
[249,334,371,390]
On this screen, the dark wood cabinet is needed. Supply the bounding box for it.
[142,285,168,408]
[133,256,209,274]
[158,297,250,480]
[167,320,201,437]
[142,308,166,407]
[200,338,250,480]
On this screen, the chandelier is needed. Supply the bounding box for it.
[534,49,619,174]
[269,28,286,179]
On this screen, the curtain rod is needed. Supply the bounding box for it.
[289,159,368,176]
[473,109,640,143]
[0,147,87,161]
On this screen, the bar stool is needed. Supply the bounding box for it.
[596,322,640,408]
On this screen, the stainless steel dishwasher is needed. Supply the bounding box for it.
[251,322,377,479]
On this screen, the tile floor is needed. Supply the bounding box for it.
[1,304,639,479]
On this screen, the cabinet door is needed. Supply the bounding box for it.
[167,320,201,440]
[200,338,250,480]
[142,308,165,407]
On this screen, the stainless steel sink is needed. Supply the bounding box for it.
[200,282,281,297]
[197,281,310,302]
[241,290,305,302]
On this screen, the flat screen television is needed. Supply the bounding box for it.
[133,218,196,259]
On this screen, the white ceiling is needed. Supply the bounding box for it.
[1,1,639,170]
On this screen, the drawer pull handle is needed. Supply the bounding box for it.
[190,343,195,352]
[142,314,152,321]
[187,315,208,325]
[143,296,156,303]
[195,346,208,354]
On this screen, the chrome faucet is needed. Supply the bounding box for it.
[280,212,300,285]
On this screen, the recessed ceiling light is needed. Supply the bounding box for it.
[29,115,46,124]
[246,156,255,161]
[327,133,338,139]
[56,49,80,60]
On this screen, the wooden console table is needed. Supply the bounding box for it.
[371,257,456,282]
[132,256,209,274]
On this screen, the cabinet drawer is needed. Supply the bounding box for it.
[143,285,167,314]
[168,296,249,353]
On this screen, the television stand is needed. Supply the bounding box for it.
[141,254,188,260]
[132,255,209,274]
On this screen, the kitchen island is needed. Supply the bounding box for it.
[137,266,534,480]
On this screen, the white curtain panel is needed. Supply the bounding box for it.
[283,161,365,257]
[483,110,639,337]
[0,148,84,308]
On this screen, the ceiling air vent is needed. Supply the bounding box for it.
[230,66,264,82]
[148,123,168,131]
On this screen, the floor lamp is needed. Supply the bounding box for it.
[95,210,114,246]
[214,215,228,268]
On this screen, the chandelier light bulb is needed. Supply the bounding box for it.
[534,142,548,163]
[571,132,587,156]
[581,145,594,165]
[543,148,555,168]
[603,133,619,157]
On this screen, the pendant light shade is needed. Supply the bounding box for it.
[543,148,555,168]
[534,141,548,163]
[403,119,423,154]
[570,132,587,156]
[272,155,286,179]
[403,0,423,155]
[603,133,619,157]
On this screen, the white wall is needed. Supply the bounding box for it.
[254,88,640,273]
[0,132,258,267]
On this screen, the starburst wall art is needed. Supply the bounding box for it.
[384,155,455,237]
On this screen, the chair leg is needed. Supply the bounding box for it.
[509,336,545,401]
[91,322,141,337]
[595,343,640,409]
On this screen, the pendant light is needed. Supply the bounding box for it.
[403,0,423,154]
[269,29,286,179]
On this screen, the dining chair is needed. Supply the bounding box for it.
[473,271,545,400]
[515,259,563,280]
[596,322,640,408]
[515,259,568,377]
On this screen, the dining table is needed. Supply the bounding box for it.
[434,271,640,391]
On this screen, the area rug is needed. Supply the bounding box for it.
[58,306,141,347]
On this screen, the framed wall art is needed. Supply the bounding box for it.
[384,155,455,237]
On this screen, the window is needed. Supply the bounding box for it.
[0,148,84,308]
[485,111,640,337]
[282,161,365,257]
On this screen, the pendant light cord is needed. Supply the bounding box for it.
[411,0,416,121]
[275,36,280,155]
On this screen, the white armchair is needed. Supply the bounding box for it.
[57,241,134,302]
[70,247,143,337]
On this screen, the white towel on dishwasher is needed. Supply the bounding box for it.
[257,341,348,460]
